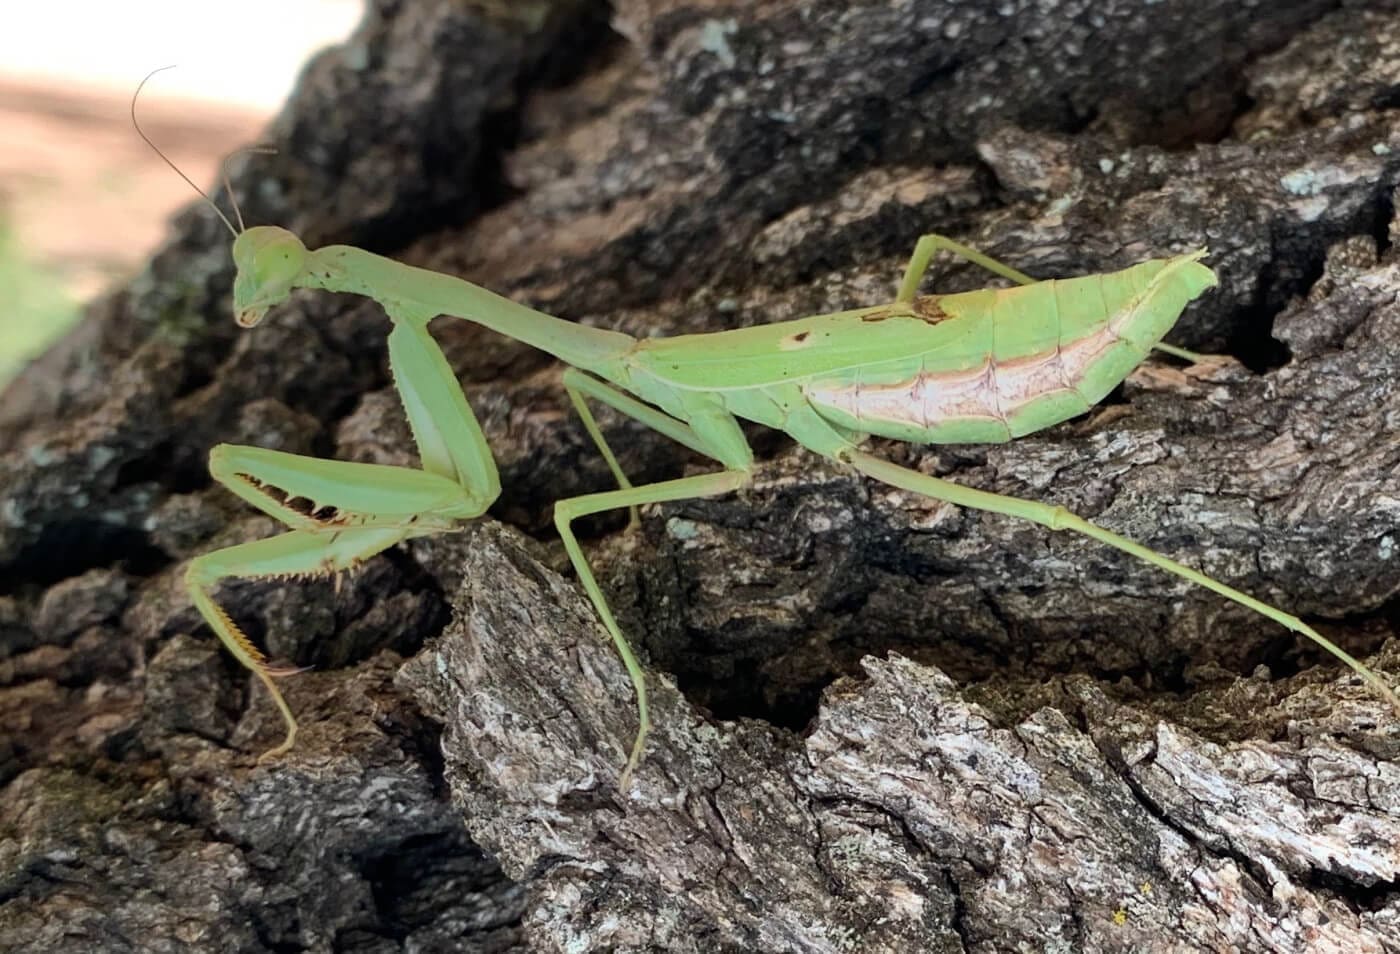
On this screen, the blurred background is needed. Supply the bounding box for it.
[0,0,364,387]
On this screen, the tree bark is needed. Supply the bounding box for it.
[4,2,1400,951]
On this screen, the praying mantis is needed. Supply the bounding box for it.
[139,94,1398,789]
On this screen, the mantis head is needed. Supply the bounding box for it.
[232,226,309,328]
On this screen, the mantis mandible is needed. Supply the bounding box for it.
[138,83,1397,787]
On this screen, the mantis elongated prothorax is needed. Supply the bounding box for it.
[137,72,1398,788]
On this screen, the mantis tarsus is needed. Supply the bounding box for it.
[138,86,1398,788]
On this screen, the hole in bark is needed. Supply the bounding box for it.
[113,441,209,495]
[1227,315,1292,374]
[175,361,214,399]
[1305,868,1400,911]
[1370,85,1400,114]
[1257,609,1395,689]
[525,1,625,90]
[1227,255,1306,373]
[359,830,519,941]
[1238,184,1400,372]
[0,522,168,592]
[1370,188,1395,256]
[676,657,825,733]
[1145,76,1253,149]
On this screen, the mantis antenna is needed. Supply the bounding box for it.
[219,146,277,233]
[131,65,276,237]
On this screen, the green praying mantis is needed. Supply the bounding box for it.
[137,83,1397,787]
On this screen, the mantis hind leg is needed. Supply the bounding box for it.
[1146,341,1208,362]
[841,448,1400,712]
[897,232,1038,302]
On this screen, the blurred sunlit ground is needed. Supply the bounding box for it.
[0,0,364,387]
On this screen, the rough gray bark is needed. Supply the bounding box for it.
[4,1,1400,951]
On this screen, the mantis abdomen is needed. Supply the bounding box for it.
[802,251,1216,443]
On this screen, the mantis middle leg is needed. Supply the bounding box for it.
[841,448,1400,711]
[551,386,756,786]
[186,313,501,758]
[562,366,726,531]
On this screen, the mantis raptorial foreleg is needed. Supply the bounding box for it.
[186,525,414,756]
[185,312,501,757]
[842,449,1400,710]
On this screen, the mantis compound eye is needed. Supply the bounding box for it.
[231,226,308,328]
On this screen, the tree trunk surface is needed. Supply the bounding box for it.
[4,2,1400,952]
